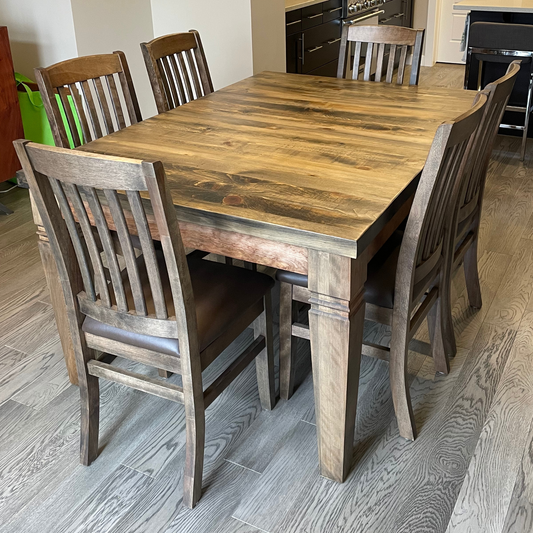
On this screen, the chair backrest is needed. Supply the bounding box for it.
[141,30,214,114]
[35,52,142,149]
[397,92,487,308]
[14,141,198,358]
[458,61,520,232]
[337,25,425,85]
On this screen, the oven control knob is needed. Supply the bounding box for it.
[348,4,354,11]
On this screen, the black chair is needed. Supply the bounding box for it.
[465,21,533,160]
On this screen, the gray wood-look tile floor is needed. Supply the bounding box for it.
[1,63,533,532]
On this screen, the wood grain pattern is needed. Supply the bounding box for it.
[67,72,475,486]
[446,310,533,533]
[141,30,213,114]
[485,239,533,329]
[35,51,142,149]
[232,420,318,531]
[501,419,533,533]
[6,65,533,532]
[78,72,476,259]
[17,140,276,508]
[337,25,424,86]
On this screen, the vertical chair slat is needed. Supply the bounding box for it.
[93,77,114,135]
[142,31,213,112]
[337,27,425,86]
[85,187,128,312]
[386,44,397,83]
[363,43,374,81]
[193,51,211,96]
[80,80,103,140]
[169,54,187,106]
[127,191,167,319]
[63,183,111,306]
[409,31,424,85]
[375,43,385,83]
[36,52,142,151]
[115,50,142,125]
[178,52,195,102]
[162,56,180,109]
[57,86,82,147]
[397,46,408,85]
[68,83,92,144]
[352,41,362,80]
[106,75,126,130]
[49,177,96,301]
[104,190,147,315]
[156,58,174,109]
[185,49,202,99]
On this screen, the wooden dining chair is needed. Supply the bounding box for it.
[452,62,520,309]
[141,30,214,114]
[337,25,425,85]
[276,93,487,441]
[35,52,142,149]
[14,140,276,508]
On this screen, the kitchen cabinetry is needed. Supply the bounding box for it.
[286,0,343,77]
[286,0,413,78]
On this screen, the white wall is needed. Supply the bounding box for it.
[2,0,285,116]
[424,0,442,66]
[251,0,286,75]
[151,0,254,91]
[70,0,156,117]
[412,0,429,63]
[0,0,77,79]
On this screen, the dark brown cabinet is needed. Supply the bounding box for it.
[0,27,23,183]
[286,0,343,77]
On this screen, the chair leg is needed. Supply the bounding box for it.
[158,369,171,378]
[254,292,276,410]
[427,299,450,375]
[463,235,482,309]
[521,71,533,161]
[183,407,205,509]
[279,282,298,400]
[80,355,100,466]
[390,321,417,441]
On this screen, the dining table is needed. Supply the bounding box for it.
[32,71,476,484]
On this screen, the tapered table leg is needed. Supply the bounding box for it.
[308,250,367,482]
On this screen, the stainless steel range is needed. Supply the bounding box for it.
[343,0,411,29]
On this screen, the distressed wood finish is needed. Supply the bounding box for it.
[34,51,142,149]
[78,72,476,259]
[277,94,488,442]
[453,62,520,310]
[15,141,276,509]
[43,71,475,484]
[337,25,425,85]
[141,30,213,114]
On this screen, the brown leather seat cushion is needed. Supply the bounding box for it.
[82,255,274,356]
[276,231,404,310]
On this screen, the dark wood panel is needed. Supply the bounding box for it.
[0,27,24,182]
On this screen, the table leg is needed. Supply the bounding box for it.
[308,250,367,482]
[37,226,79,385]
